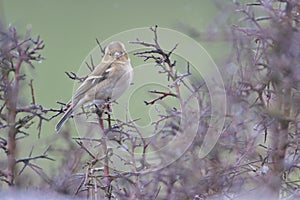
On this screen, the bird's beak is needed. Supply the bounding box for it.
[114,51,121,58]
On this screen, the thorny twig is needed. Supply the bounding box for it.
[0,25,60,185]
[144,90,177,105]
[65,71,87,82]
[130,25,190,111]
[96,38,105,57]
[16,146,54,175]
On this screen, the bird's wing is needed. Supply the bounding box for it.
[70,61,114,103]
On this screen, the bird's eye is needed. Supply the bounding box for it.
[109,52,113,56]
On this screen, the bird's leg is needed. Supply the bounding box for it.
[104,98,112,130]
[95,105,104,131]
[94,98,112,131]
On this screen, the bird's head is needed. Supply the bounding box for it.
[103,41,129,62]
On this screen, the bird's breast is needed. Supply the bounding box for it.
[111,63,133,100]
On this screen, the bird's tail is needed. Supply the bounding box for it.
[55,106,75,132]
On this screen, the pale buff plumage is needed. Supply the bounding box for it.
[55,41,133,132]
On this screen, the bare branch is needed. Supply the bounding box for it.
[144,90,177,105]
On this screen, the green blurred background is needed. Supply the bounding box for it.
[1,0,219,131]
[1,0,216,107]
[1,0,220,183]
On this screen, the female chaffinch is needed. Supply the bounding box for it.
[55,41,133,132]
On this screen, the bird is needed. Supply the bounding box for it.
[55,41,133,132]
